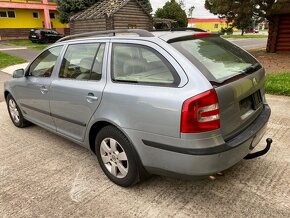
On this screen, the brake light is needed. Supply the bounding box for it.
[181,89,220,133]
[194,32,211,39]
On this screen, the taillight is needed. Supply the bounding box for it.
[181,89,220,133]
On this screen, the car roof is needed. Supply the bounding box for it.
[56,29,211,44]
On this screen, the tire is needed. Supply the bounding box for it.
[6,94,31,128]
[95,125,144,187]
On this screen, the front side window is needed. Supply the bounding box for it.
[59,43,104,81]
[29,46,63,77]
[112,43,180,86]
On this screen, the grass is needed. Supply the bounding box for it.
[0,52,26,69]
[265,73,290,96]
[222,34,268,39]
[6,40,51,51]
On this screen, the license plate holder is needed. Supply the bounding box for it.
[251,91,262,110]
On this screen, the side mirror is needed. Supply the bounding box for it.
[13,69,25,78]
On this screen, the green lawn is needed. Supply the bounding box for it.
[265,73,290,96]
[0,52,26,69]
[6,40,52,51]
[222,34,268,39]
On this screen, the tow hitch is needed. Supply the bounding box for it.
[244,138,273,160]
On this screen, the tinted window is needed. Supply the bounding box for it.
[0,11,7,18]
[7,11,15,18]
[171,36,258,82]
[33,12,39,19]
[49,13,55,19]
[29,46,63,77]
[59,43,104,81]
[112,43,180,86]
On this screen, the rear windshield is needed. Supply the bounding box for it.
[171,36,259,83]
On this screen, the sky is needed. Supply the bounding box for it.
[150,0,218,18]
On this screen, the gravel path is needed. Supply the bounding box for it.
[0,94,289,217]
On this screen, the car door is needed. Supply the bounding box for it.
[50,41,107,141]
[16,45,63,130]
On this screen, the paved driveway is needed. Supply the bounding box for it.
[0,43,39,61]
[0,91,289,217]
[227,38,268,50]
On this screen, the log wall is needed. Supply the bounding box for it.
[267,15,290,52]
[70,18,107,35]
[113,0,153,30]
[70,0,153,34]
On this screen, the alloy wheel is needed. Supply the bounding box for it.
[8,99,20,123]
[100,138,129,178]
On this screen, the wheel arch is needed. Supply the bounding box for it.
[88,120,144,165]
[88,121,112,153]
[4,90,11,102]
[88,120,150,181]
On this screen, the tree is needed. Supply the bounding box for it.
[57,0,153,24]
[188,5,195,18]
[57,0,98,23]
[205,0,275,35]
[155,0,188,29]
[137,0,153,14]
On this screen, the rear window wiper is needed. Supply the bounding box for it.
[242,63,261,74]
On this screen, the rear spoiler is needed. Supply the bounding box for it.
[167,32,219,43]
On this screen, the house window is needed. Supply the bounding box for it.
[7,11,16,18]
[0,11,7,18]
[50,12,55,19]
[214,23,219,29]
[33,12,39,19]
[0,11,16,18]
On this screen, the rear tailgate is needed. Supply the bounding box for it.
[216,68,265,139]
[170,34,266,139]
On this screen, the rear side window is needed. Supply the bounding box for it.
[111,43,180,86]
[29,46,63,77]
[171,37,258,82]
[59,43,105,81]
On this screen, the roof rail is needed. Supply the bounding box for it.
[57,29,154,42]
[152,27,208,32]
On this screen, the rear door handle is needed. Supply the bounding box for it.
[86,93,98,103]
[40,86,48,94]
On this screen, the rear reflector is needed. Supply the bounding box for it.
[181,89,220,133]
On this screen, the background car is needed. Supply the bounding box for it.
[29,28,64,43]
[245,28,259,34]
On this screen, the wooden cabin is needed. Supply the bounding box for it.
[70,0,153,34]
[267,2,290,52]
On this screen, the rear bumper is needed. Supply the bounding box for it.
[141,105,271,176]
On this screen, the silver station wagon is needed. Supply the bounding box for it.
[4,29,272,187]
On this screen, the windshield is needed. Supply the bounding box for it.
[171,36,259,82]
